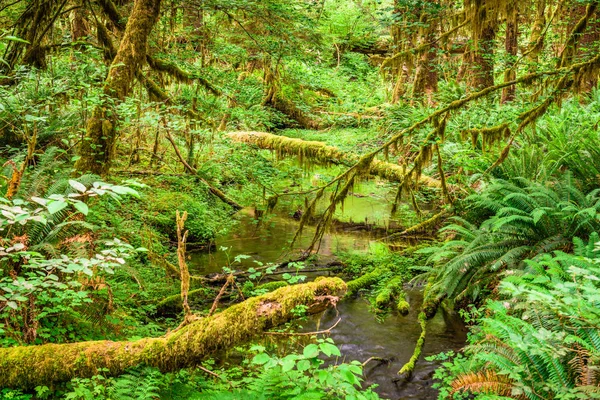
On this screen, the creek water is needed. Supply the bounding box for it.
[302,294,467,399]
[188,182,466,399]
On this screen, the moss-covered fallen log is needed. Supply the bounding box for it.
[0,278,346,390]
[346,268,387,297]
[227,131,443,189]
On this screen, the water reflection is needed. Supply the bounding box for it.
[303,293,467,399]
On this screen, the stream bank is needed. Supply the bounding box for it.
[188,197,465,399]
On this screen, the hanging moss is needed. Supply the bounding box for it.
[0,278,346,390]
[227,132,442,188]
[460,123,510,151]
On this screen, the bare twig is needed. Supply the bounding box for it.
[176,210,193,323]
[208,274,234,317]
[265,317,342,336]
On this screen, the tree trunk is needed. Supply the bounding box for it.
[570,3,600,93]
[74,0,162,175]
[526,0,546,67]
[0,278,346,390]
[69,0,89,41]
[467,0,497,90]
[412,12,439,104]
[501,0,519,103]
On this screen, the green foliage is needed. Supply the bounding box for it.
[144,191,217,245]
[56,340,380,400]
[420,175,600,306]
[433,238,600,399]
[0,179,144,344]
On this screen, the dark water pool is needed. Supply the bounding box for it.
[302,292,466,399]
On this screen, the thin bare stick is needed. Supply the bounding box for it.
[165,129,241,210]
[362,356,391,368]
[176,210,193,323]
[208,274,234,317]
[197,365,223,380]
[265,317,342,336]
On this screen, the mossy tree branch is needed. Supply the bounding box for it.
[227,131,444,189]
[0,278,346,390]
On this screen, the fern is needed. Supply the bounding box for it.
[423,176,600,306]
[436,239,600,399]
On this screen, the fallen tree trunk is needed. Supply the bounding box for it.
[227,131,444,189]
[268,95,323,130]
[0,278,346,390]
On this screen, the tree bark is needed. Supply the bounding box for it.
[412,10,439,104]
[501,0,519,103]
[0,278,346,390]
[75,0,161,175]
[466,0,498,90]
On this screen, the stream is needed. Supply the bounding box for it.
[189,179,466,399]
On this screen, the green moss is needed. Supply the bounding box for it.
[397,293,410,316]
[0,278,347,390]
[346,268,387,297]
[145,191,217,246]
[155,287,213,314]
[398,311,427,375]
[374,276,406,310]
[242,280,289,297]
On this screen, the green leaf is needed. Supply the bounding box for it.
[6,301,17,310]
[297,359,311,372]
[72,201,89,216]
[2,35,30,44]
[319,343,341,357]
[68,179,87,193]
[47,200,68,214]
[252,352,271,365]
[110,185,140,198]
[303,344,319,358]
[281,356,296,372]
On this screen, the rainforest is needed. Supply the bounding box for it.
[1,0,600,399]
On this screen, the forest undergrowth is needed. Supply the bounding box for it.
[2,0,600,399]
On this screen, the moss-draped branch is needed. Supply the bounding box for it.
[227,131,443,189]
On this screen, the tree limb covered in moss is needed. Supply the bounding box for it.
[381,18,470,70]
[0,278,346,390]
[557,1,598,68]
[300,53,600,254]
[146,55,221,96]
[227,131,443,189]
[398,311,427,375]
[383,209,450,241]
[96,0,125,30]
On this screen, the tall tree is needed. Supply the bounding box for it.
[75,0,162,175]
[501,0,518,102]
[465,0,498,89]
